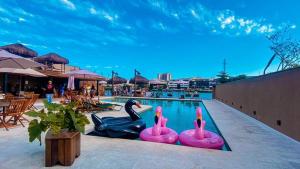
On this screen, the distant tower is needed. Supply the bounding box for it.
[223,59,227,74]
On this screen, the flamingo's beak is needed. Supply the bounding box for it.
[135,102,142,108]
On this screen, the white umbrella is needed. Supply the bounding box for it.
[67,75,75,90]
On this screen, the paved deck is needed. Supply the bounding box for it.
[0,99,299,169]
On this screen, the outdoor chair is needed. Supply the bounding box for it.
[18,98,32,123]
[4,94,15,101]
[2,99,26,129]
[26,94,40,110]
[82,97,123,112]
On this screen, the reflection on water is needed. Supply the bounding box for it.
[105,90,213,100]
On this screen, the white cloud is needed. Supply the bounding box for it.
[89,7,97,15]
[0,17,13,24]
[60,0,76,10]
[291,24,297,29]
[190,9,199,19]
[257,24,274,33]
[18,17,26,22]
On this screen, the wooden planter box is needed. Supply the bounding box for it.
[45,130,80,167]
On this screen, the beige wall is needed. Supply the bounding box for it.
[214,68,300,141]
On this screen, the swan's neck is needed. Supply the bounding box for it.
[125,104,140,121]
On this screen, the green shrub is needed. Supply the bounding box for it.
[26,100,90,145]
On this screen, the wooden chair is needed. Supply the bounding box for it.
[27,94,40,110]
[18,98,32,123]
[4,99,26,128]
[4,94,15,101]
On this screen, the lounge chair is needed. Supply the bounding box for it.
[81,97,123,112]
[3,99,26,128]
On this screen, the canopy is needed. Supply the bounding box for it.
[0,68,46,77]
[0,43,38,58]
[64,69,105,80]
[34,53,69,64]
[130,75,149,84]
[108,76,127,84]
[0,49,45,69]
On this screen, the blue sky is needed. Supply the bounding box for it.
[0,0,299,79]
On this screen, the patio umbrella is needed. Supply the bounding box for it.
[67,75,75,90]
[64,69,105,80]
[0,68,46,95]
[107,76,127,84]
[0,43,38,58]
[0,68,46,77]
[130,75,149,84]
[0,49,45,93]
[0,49,45,69]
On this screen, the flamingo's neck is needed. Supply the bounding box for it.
[161,117,168,128]
[194,120,206,140]
[152,116,162,136]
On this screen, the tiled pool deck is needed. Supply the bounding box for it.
[0,99,299,169]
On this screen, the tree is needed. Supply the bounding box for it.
[264,26,300,74]
[216,71,229,83]
[216,59,230,83]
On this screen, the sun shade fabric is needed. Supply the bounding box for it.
[0,43,38,58]
[64,69,105,80]
[130,75,149,84]
[34,53,69,64]
[108,76,127,84]
[0,57,45,69]
[0,68,46,77]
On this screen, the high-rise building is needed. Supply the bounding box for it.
[158,73,172,81]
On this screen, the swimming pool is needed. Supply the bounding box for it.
[105,98,230,151]
[105,90,213,100]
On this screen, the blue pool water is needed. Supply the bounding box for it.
[105,98,230,151]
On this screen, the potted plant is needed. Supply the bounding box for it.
[26,101,90,167]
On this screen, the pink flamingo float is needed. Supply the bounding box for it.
[140,106,178,144]
[179,107,224,149]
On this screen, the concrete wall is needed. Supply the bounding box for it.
[214,68,300,141]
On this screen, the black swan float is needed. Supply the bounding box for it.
[90,99,146,139]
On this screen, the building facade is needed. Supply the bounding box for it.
[168,80,189,89]
[189,78,216,89]
[158,73,172,81]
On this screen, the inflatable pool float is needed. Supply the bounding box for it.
[91,99,146,139]
[140,106,178,144]
[179,108,224,149]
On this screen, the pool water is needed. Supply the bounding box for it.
[106,98,230,151]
